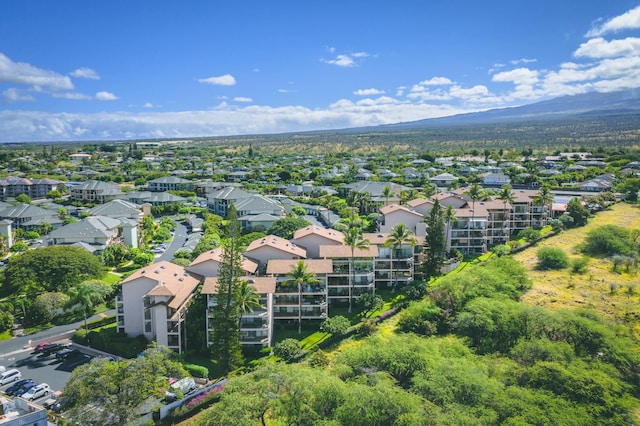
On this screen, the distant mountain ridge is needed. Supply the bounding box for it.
[383,89,640,129]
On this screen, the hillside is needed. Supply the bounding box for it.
[515,203,640,338]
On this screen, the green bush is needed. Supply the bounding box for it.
[581,225,637,257]
[571,257,589,274]
[536,247,569,270]
[183,363,209,378]
[273,338,303,361]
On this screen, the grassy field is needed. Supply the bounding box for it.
[514,202,640,338]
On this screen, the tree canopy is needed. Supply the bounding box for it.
[2,246,104,296]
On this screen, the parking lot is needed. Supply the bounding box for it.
[0,339,91,403]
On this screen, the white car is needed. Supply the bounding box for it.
[22,383,50,401]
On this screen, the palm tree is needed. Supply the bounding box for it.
[496,184,515,241]
[68,279,112,342]
[385,223,417,292]
[443,205,457,253]
[534,185,554,226]
[236,280,261,332]
[382,185,393,206]
[343,227,370,313]
[465,183,484,254]
[286,261,319,334]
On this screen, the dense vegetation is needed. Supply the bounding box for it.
[192,256,640,425]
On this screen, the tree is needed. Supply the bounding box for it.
[273,338,303,361]
[236,279,261,330]
[101,244,129,267]
[267,217,311,239]
[286,260,319,334]
[423,199,446,279]
[536,247,570,270]
[496,185,514,238]
[3,246,104,296]
[210,205,245,373]
[67,279,113,341]
[443,204,457,252]
[343,226,370,313]
[34,291,70,322]
[566,198,590,227]
[357,293,384,315]
[15,194,31,204]
[465,183,484,253]
[63,345,187,425]
[382,185,393,205]
[321,315,351,336]
[385,223,417,291]
[534,185,554,226]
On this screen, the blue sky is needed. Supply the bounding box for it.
[2,1,640,143]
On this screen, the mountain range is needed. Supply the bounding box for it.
[382,89,640,129]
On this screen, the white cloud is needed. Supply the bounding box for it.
[2,88,34,103]
[51,92,92,100]
[510,58,537,65]
[198,74,237,86]
[0,53,73,90]
[449,85,491,100]
[95,91,118,101]
[70,67,100,80]
[492,68,540,86]
[353,88,385,96]
[574,37,640,59]
[419,76,453,86]
[587,5,640,37]
[321,50,371,67]
[233,97,253,103]
[143,102,154,108]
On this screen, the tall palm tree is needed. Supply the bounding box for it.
[68,279,112,342]
[286,261,319,334]
[465,183,484,254]
[382,185,393,206]
[385,223,417,292]
[534,185,554,226]
[443,205,457,252]
[236,280,261,332]
[344,227,370,313]
[496,184,515,241]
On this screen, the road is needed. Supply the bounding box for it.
[0,310,115,357]
[157,221,188,262]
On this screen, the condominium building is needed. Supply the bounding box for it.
[201,276,276,348]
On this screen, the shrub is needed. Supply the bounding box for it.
[581,225,637,257]
[183,363,209,378]
[321,316,351,336]
[571,257,589,274]
[273,338,303,361]
[536,247,569,270]
[358,318,378,336]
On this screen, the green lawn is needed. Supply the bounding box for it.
[0,330,11,342]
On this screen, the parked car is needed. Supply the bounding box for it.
[5,379,34,395]
[55,348,81,362]
[165,377,196,402]
[12,381,37,397]
[0,368,22,385]
[22,383,50,401]
[32,342,51,354]
[38,343,65,357]
[50,396,68,414]
[42,391,61,409]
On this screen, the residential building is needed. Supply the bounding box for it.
[206,187,252,217]
[266,259,332,324]
[377,204,426,236]
[45,216,139,250]
[0,395,48,425]
[483,172,511,186]
[365,233,420,290]
[69,180,124,203]
[0,203,62,230]
[319,244,378,305]
[292,225,344,258]
[0,176,62,201]
[234,195,285,229]
[87,199,147,219]
[116,261,200,353]
[244,234,306,273]
[187,247,258,277]
[430,172,458,187]
[147,176,193,192]
[201,276,275,348]
[449,204,489,255]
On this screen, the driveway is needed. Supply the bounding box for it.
[157,221,188,262]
